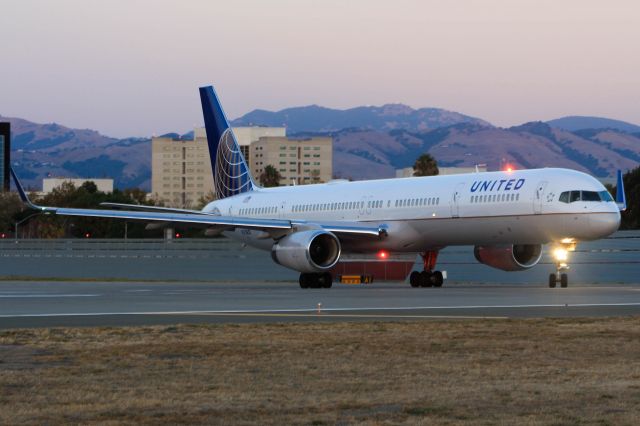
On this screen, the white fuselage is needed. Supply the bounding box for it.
[204,168,620,253]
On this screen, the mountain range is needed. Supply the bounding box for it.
[1,106,639,191]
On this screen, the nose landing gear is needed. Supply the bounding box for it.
[549,242,575,288]
[409,251,444,288]
[548,269,569,288]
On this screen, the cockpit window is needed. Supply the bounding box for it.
[599,190,614,202]
[559,192,569,203]
[582,191,600,201]
[559,190,614,203]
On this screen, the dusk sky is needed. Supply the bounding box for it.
[1,0,638,138]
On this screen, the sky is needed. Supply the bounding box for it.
[1,0,638,138]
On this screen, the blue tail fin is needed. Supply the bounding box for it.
[199,86,257,199]
[616,170,627,211]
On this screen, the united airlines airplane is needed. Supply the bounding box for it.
[11,86,626,289]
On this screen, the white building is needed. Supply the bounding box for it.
[395,165,488,178]
[42,178,114,194]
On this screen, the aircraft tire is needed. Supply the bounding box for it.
[419,271,432,287]
[431,271,444,287]
[560,273,568,288]
[409,271,420,288]
[299,274,310,289]
[321,273,333,289]
[549,274,556,288]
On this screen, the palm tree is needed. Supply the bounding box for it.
[259,165,282,187]
[413,153,439,176]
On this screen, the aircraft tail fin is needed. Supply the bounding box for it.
[616,170,627,211]
[199,86,258,200]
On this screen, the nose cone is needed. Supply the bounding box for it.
[590,210,621,238]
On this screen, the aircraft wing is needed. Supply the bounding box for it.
[10,169,385,238]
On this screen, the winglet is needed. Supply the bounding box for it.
[10,168,47,211]
[616,170,627,211]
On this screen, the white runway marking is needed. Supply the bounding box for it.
[0,294,101,298]
[1,302,640,318]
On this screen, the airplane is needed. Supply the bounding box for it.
[11,85,626,289]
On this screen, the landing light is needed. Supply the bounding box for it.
[553,247,568,262]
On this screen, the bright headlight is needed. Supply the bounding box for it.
[553,248,568,262]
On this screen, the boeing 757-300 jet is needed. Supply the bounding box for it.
[11,85,626,288]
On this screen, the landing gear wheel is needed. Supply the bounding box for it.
[299,273,310,289]
[419,271,432,287]
[431,271,444,287]
[320,272,333,289]
[560,273,568,288]
[409,271,420,288]
[548,274,556,288]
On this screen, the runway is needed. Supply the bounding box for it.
[1,280,640,328]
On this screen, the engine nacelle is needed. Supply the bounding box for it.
[474,244,543,271]
[271,230,341,273]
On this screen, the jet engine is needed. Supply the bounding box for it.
[272,230,341,273]
[473,244,543,271]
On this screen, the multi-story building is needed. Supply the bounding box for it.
[232,126,286,164]
[152,126,285,207]
[0,122,9,192]
[151,131,213,208]
[250,136,332,185]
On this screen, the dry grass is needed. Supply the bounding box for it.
[1,318,640,425]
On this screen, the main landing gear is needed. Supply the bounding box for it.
[548,242,575,288]
[299,272,333,289]
[409,251,444,288]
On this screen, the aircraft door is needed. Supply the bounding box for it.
[451,182,465,218]
[534,181,548,214]
[279,201,287,219]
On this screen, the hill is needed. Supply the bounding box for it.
[2,108,640,190]
[0,115,150,190]
[547,116,640,133]
[231,104,492,133]
[328,122,640,180]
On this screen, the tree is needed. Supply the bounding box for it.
[23,182,164,238]
[259,165,282,187]
[615,165,640,230]
[195,191,216,210]
[0,192,24,235]
[413,153,439,177]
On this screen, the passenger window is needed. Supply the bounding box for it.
[570,191,581,202]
